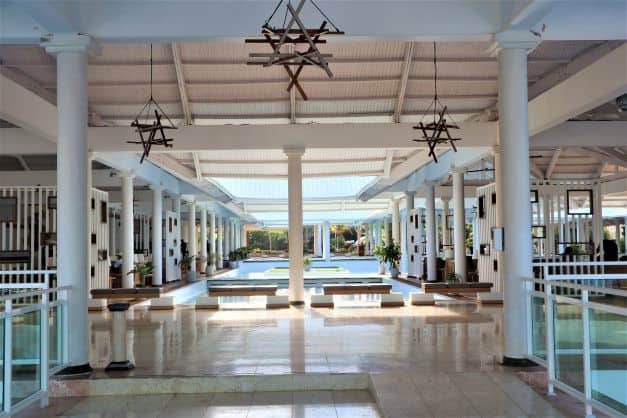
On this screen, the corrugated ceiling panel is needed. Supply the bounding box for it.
[405,79,497,96]
[93,43,172,63]
[204,164,286,176]
[403,97,495,113]
[530,41,603,60]
[303,161,384,175]
[191,101,289,116]
[298,80,397,99]
[410,61,497,78]
[321,41,405,60]
[304,149,387,160]
[184,64,284,82]
[187,83,289,102]
[88,85,181,103]
[298,98,395,115]
[88,65,177,84]
[413,41,491,59]
[14,66,56,84]
[90,103,181,119]
[0,45,53,64]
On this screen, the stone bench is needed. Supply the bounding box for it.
[323,283,391,295]
[209,285,278,297]
[410,293,435,306]
[422,282,492,294]
[90,287,162,300]
[149,296,175,310]
[380,292,404,307]
[88,298,108,312]
[195,296,219,310]
[477,292,503,305]
[310,294,334,308]
[266,295,289,309]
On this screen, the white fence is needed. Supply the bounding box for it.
[0,273,69,416]
[526,272,626,418]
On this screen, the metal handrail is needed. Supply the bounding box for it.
[525,276,626,418]
[0,285,70,415]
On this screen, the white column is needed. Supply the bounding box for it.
[121,171,135,288]
[217,215,223,268]
[240,223,248,248]
[391,199,400,244]
[143,216,150,253]
[425,184,437,282]
[188,200,196,272]
[224,218,232,261]
[495,33,537,363]
[384,217,391,244]
[151,185,163,286]
[200,208,207,272]
[493,146,504,285]
[286,147,305,304]
[323,221,331,261]
[45,35,95,372]
[316,224,323,256]
[404,191,415,260]
[452,168,466,281]
[209,211,216,266]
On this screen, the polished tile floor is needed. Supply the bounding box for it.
[16,390,381,418]
[22,300,603,417]
[88,301,504,376]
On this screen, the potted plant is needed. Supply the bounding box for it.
[380,241,401,279]
[446,272,461,283]
[373,244,387,274]
[181,255,196,281]
[128,262,153,287]
[304,256,312,271]
[228,250,239,269]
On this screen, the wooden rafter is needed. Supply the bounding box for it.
[394,41,414,123]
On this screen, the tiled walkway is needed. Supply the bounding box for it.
[21,301,603,417]
[16,390,381,418]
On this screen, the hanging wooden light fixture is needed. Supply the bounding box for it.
[126,44,177,163]
[245,0,344,100]
[412,42,461,163]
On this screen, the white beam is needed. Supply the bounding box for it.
[579,147,627,168]
[171,43,192,126]
[192,152,202,180]
[529,43,627,136]
[383,151,394,178]
[393,41,414,123]
[545,147,561,179]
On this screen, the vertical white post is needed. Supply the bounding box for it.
[391,200,400,244]
[404,192,415,275]
[44,35,96,372]
[544,282,556,396]
[151,186,163,286]
[217,216,223,268]
[209,211,216,267]
[109,209,117,259]
[120,171,135,288]
[241,223,248,248]
[40,290,49,407]
[582,289,594,418]
[452,168,466,281]
[200,208,207,273]
[384,217,391,244]
[224,218,233,261]
[188,200,196,272]
[425,184,437,282]
[174,197,181,273]
[4,300,12,412]
[494,32,537,363]
[323,221,331,261]
[285,147,305,304]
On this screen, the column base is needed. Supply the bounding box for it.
[55,363,93,377]
[501,356,537,367]
[105,360,135,372]
[289,301,305,306]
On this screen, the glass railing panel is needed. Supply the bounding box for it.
[49,304,63,370]
[553,301,584,392]
[589,307,627,415]
[530,296,546,359]
[11,310,40,405]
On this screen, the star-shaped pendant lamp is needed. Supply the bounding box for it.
[126,44,177,163]
[412,42,461,163]
[245,0,344,100]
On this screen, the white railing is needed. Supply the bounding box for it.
[0,275,69,416]
[526,275,626,418]
[533,261,627,278]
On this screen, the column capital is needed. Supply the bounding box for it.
[149,184,164,191]
[42,34,101,56]
[283,146,305,157]
[488,31,540,56]
[450,166,466,174]
[119,169,135,179]
[491,144,500,154]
